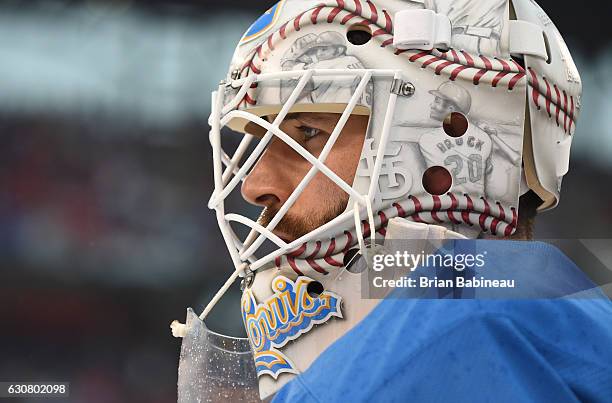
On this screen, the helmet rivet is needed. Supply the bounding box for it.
[402,82,415,97]
[391,79,416,97]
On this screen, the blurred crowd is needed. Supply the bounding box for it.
[0,117,244,403]
[1,119,213,287]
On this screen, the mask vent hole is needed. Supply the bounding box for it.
[307,281,325,298]
[422,166,453,195]
[344,248,365,273]
[347,25,372,46]
[443,112,468,138]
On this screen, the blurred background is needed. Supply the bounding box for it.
[0,0,610,402]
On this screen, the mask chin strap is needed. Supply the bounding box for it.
[171,262,248,338]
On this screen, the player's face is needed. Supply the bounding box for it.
[430,97,454,121]
[241,113,368,242]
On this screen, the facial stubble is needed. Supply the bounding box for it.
[258,189,349,241]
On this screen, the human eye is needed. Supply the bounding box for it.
[298,125,323,142]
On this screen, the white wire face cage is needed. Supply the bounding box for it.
[208,66,530,280]
[203,2,548,280]
[208,68,401,275]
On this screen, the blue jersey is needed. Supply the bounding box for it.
[273,241,612,403]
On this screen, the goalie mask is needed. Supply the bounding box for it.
[174,0,582,400]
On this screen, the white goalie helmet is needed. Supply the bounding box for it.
[175,0,582,400]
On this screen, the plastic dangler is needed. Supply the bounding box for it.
[177,309,260,403]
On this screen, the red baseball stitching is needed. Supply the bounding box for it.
[233,2,576,276]
[528,67,576,134]
[235,1,577,134]
[275,193,518,276]
[238,2,524,100]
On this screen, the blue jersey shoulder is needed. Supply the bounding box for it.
[274,241,612,403]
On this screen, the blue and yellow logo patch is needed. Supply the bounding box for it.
[241,276,343,378]
[241,0,285,44]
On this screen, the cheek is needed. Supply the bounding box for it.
[325,134,365,185]
[269,140,317,190]
[294,135,363,206]
[294,117,367,207]
[306,136,329,158]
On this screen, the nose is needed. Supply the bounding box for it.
[241,139,294,208]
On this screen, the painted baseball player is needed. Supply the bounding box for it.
[173,1,612,402]
[280,31,369,105]
[394,80,520,201]
[419,81,493,196]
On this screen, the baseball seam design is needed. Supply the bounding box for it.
[274,193,517,276]
[228,0,573,275]
[527,67,577,134]
[237,1,576,134]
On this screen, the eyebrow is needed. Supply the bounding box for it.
[283,113,302,121]
[288,113,337,128]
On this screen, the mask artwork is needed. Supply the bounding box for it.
[279,31,372,105]
[241,276,343,378]
[391,80,523,204]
